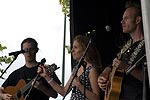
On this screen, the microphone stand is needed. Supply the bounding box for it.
[142,62,147,100]
[0,54,18,79]
[82,61,87,99]
[24,58,46,100]
[126,54,146,75]
[125,54,148,100]
[62,37,93,100]
[24,74,40,100]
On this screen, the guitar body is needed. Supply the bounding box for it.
[2,63,59,100]
[4,79,26,100]
[104,68,124,100]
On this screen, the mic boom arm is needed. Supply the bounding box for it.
[126,54,146,75]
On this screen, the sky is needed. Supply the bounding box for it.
[0,0,71,99]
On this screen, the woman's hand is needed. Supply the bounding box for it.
[72,77,80,88]
[37,65,49,78]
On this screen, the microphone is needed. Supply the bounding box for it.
[105,25,111,32]
[9,49,29,56]
[36,58,46,79]
[37,58,46,76]
[40,58,46,66]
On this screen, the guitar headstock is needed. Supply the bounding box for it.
[45,63,60,76]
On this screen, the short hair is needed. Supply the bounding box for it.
[125,0,142,17]
[125,0,141,9]
[21,37,38,50]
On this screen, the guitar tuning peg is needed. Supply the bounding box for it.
[51,63,56,66]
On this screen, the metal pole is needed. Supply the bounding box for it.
[62,14,67,86]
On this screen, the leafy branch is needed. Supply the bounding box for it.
[65,45,71,54]
[0,43,12,74]
[59,0,70,17]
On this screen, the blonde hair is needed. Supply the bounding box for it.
[73,35,103,74]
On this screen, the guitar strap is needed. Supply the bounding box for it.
[118,39,132,58]
[128,39,145,65]
[119,39,145,66]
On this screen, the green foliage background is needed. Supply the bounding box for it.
[0,43,12,74]
[59,0,70,16]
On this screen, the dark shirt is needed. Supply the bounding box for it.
[70,65,93,100]
[119,40,147,100]
[2,65,61,100]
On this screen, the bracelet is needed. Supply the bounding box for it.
[47,78,53,84]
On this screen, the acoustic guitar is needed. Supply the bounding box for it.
[3,63,59,100]
[104,52,125,100]
[104,39,145,100]
[104,67,124,100]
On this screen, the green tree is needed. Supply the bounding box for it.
[0,43,12,74]
[59,0,70,17]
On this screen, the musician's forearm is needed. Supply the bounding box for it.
[103,67,112,75]
[40,86,58,98]
[130,68,143,81]
[119,62,143,81]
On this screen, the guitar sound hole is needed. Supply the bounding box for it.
[17,90,22,99]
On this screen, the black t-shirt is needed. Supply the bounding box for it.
[2,65,61,100]
[119,40,146,100]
